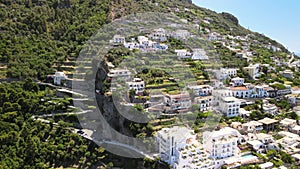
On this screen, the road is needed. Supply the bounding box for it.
[33,114,155,160]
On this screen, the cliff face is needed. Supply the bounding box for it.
[95,61,133,137]
[221,12,239,26]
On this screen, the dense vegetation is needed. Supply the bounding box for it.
[0,0,109,79]
[0,80,109,168]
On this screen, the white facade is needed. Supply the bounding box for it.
[230,86,251,99]
[54,72,67,86]
[174,49,188,58]
[230,77,244,87]
[188,84,213,96]
[212,89,232,102]
[113,35,126,43]
[219,97,241,117]
[191,48,208,60]
[242,121,263,132]
[195,96,213,112]
[107,69,131,79]
[215,68,238,80]
[164,93,192,112]
[126,78,145,94]
[263,103,278,115]
[203,127,241,160]
[151,28,167,41]
[157,126,195,165]
[171,29,190,39]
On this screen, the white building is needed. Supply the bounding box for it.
[112,34,126,43]
[242,121,263,133]
[138,36,150,46]
[171,29,190,39]
[230,86,251,99]
[215,68,238,80]
[151,28,167,41]
[191,48,208,60]
[212,89,232,102]
[53,72,68,86]
[230,77,244,87]
[126,78,145,94]
[107,69,131,79]
[188,84,213,96]
[174,49,189,58]
[263,103,278,115]
[195,96,213,112]
[164,93,192,112]
[157,126,195,165]
[203,127,241,166]
[219,97,241,118]
[280,118,297,130]
[174,140,215,169]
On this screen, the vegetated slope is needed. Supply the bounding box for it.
[0,0,289,80]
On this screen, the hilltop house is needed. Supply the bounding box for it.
[242,121,263,133]
[171,29,190,39]
[280,118,297,131]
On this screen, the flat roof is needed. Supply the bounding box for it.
[259,117,278,125]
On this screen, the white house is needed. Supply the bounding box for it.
[230,77,244,87]
[280,118,297,130]
[242,121,263,133]
[188,84,213,96]
[191,48,208,60]
[263,103,278,115]
[215,68,238,80]
[157,126,195,165]
[113,34,126,43]
[219,97,241,117]
[195,96,213,112]
[53,72,68,86]
[126,78,145,94]
[151,28,167,41]
[203,127,241,165]
[230,86,251,99]
[212,89,232,102]
[171,29,190,39]
[107,69,131,79]
[174,49,189,59]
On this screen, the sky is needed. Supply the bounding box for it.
[194,0,300,53]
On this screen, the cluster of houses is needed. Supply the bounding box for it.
[156,115,300,169]
[111,28,194,53]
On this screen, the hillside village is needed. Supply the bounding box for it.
[46,12,300,168]
[85,16,300,168]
